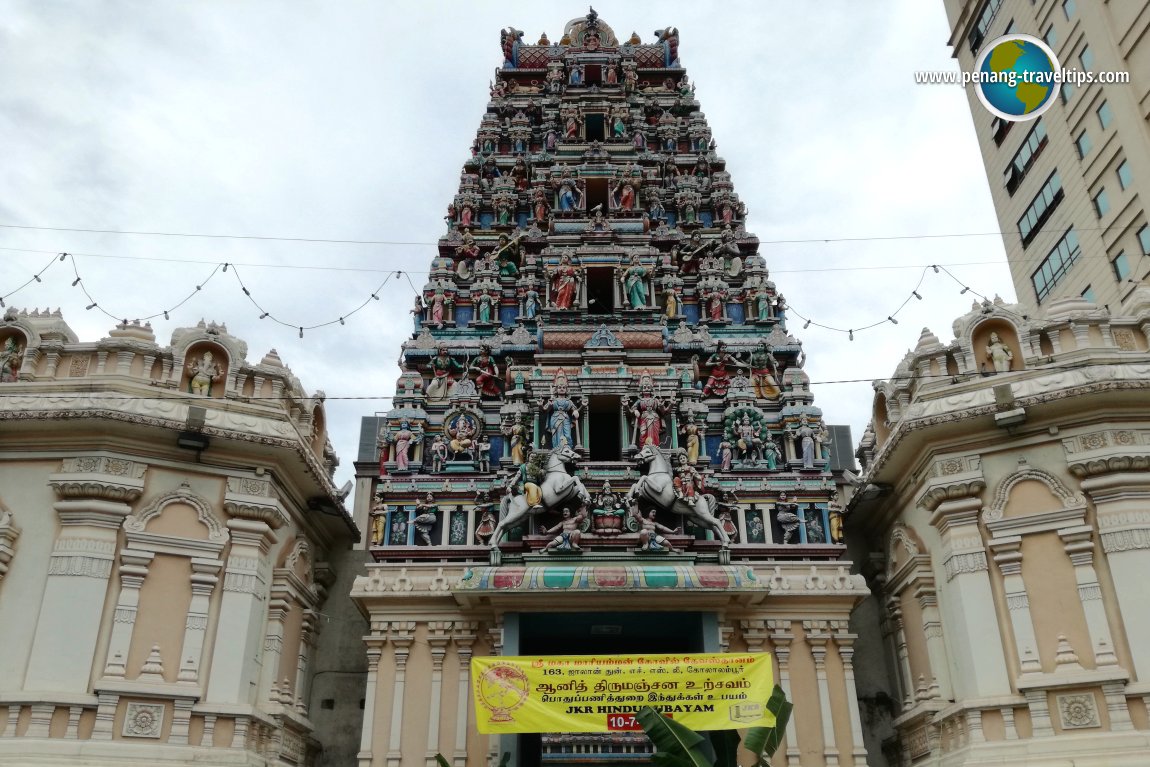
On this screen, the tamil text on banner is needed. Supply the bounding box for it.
[471,653,774,734]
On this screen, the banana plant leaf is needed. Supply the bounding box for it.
[741,685,794,763]
[707,729,741,767]
[636,707,712,767]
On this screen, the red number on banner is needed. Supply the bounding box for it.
[606,714,640,731]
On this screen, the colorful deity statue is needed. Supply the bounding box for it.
[749,341,781,399]
[554,167,582,211]
[0,337,23,382]
[549,254,581,309]
[619,253,648,309]
[469,344,502,399]
[539,371,581,449]
[413,492,439,546]
[496,234,521,278]
[426,344,464,403]
[629,374,666,448]
[702,341,741,397]
[500,412,531,465]
[679,412,702,464]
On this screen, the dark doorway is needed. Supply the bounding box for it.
[587,395,621,460]
[584,177,609,213]
[585,113,605,142]
[584,64,601,86]
[586,267,615,315]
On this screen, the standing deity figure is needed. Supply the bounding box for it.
[986,331,1013,373]
[427,290,450,329]
[496,234,521,278]
[554,168,582,211]
[510,156,530,190]
[775,492,802,544]
[542,508,587,552]
[672,453,704,501]
[544,127,559,152]
[702,341,741,397]
[632,128,647,152]
[369,493,387,546]
[718,439,733,471]
[187,350,223,395]
[568,63,583,86]
[0,337,24,382]
[762,436,782,470]
[704,284,727,322]
[715,491,741,543]
[469,344,502,399]
[629,376,666,448]
[456,228,480,278]
[410,294,425,332]
[392,420,417,472]
[633,508,680,552]
[679,413,702,464]
[476,291,495,324]
[501,412,530,465]
[474,491,498,546]
[429,434,448,473]
[614,175,640,211]
[605,64,618,85]
[413,493,439,546]
[664,284,680,318]
[426,344,464,402]
[539,372,581,449]
[476,434,492,472]
[735,414,762,463]
[795,416,817,469]
[549,254,581,309]
[828,498,844,544]
[532,187,549,222]
[715,228,742,277]
[620,253,648,309]
[523,287,540,319]
[752,285,772,322]
[749,341,781,399]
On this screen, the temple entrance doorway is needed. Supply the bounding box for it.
[586,268,615,315]
[587,395,621,461]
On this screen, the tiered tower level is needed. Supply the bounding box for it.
[368,11,845,559]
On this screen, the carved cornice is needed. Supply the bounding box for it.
[917,479,986,512]
[48,457,148,503]
[1062,429,1150,478]
[125,482,228,544]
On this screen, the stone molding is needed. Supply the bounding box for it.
[984,466,1086,524]
[942,550,988,581]
[125,481,228,544]
[48,456,147,503]
[0,507,20,582]
[1063,429,1150,478]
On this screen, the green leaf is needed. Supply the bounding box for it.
[743,685,794,761]
[498,752,511,767]
[708,729,741,767]
[434,755,452,767]
[636,706,711,767]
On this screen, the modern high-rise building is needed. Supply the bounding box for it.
[346,12,871,767]
[941,0,1150,312]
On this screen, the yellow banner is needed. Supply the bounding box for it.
[471,653,774,734]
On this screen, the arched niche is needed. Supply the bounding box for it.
[310,405,327,455]
[971,319,1023,375]
[944,351,960,377]
[0,328,30,382]
[873,393,891,445]
[180,342,230,397]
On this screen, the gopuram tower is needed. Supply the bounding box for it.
[350,12,873,767]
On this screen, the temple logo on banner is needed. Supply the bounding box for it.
[471,653,774,734]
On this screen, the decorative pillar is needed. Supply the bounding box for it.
[768,620,801,767]
[988,537,1042,674]
[178,557,222,683]
[358,640,385,767]
[101,549,154,678]
[452,622,477,767]
[914,584,953,701]
[1058,525,1120,667]
[805,623,840,767]
[256,597,290,704]
[887,600,916,707]
[205,518,277,705]
[425,622,452,767]
[386,622,416,767]
[833,625,871,765]
[487,618,505,767]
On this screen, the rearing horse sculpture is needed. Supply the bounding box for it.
[623,444,730,545]
[489,444,592,548]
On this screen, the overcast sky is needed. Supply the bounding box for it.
[0,1,1013,491]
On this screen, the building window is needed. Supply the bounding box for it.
[1031,228,1081,301]
[992,117,1013,146]
[1081,285,1096,302]
[1094,188,1110,217]
[1097,101,1113,129]
[968,0,1004,52]
[1079,46,1094,70]
[1005,120,1047,194]
[1043,26,1057,46]
[1061,82,1075,104]
[1063,0,1076,19]
[1075,130,1092,158]
[1117,160,1132,190]
[1140,225,1150,255]
[1004,19,1016,34]
[1113,251,1131,280]
[1018,171,1063,246]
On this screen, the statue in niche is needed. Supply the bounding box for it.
[426,344,464,403]
[554,168,583,212]
[645,187,665,223]
[469,344,502,399]
[568,63,583,86]
[806,511,825,544]
[775,492,802,544]
[563,108,582,141]
[523,286,540,319]
[663,283,680,319]
[391,420,418,472]
[619,253,648,309]
[632,128,647,152]
[613,172,641,211]
[605,64,618,85]
[592,480,626,535]
[678,412,702,465]
[476,434,492,472]
[532,188,549,223]
[715,227,743,278]
[702,341,741,397]
[480,157,501,190]
[447,412,479,459]
[456,229,479,279]
[735,414,763,464]
[549,254,581,309]
[539,371,582,449]
[369,492,387,546]
[633,508,680,553]
[496,234,521,278]
[410,294,425,333]
[427,290,451,329]
[623,61,639,95]
[429,434,448,473]
[413,492,438,546]
[794,416,816,469]
[749,341,781,399]
[761,436,782,470]
[187,350,223,395]
[672,453,704,502]
[610,105,628,140]
[475,291,496,324]
[475,491,498,546]
[986,331,1013,373]
[750,284,772,322]
[718,440,733,471]
[542,508,587,552]
[715,491,741,543]
[501,412,530,465]
[676,231,710,275]
[0,337,24,382]
[629,375,667,449]
[702,283,727,322]
[511,157,529,191]
[828,497,844,544]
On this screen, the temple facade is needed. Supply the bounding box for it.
[847,290,1150,765]
[349,13,870,767]
[0,310,356,765]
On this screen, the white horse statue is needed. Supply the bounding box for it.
[623,444,730,545]
[489,444,592,548]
